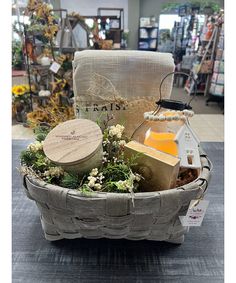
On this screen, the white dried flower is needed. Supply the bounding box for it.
[94,183,102,190]
[90,168,98,177]
[98,173,105,180]
[116,180,127,190]
[43,167,64,178]
[116,124,125,132]
[118,140,126,147]
[103,140,110,146]
[88,176,96,187]
[108,124,125,139]
[116,176,134,191]
[27,141,44,152]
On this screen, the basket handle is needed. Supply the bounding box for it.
[157,71,198,111]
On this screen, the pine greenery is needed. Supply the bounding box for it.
[60,172,81,189]
[34,125,51,142]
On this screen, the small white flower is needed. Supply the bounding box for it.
[88,176,96,188]
[94,183,102,190]
[90,168,98,177]
[116,180,126,190]
[43,167,64,178]
[98,173,105,180]
[88,176,96,182]
[118,140,126,146]
[27,141,43,152]
[108,124,125,139]
[103,140,110,146]
[116,124,125,132]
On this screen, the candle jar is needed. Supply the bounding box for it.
[43,119,103,176]
[131,72,197,158]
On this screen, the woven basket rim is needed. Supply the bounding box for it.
[24,167,206,198]
[22,148,211,198]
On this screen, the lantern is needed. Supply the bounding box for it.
[132,72,201,169]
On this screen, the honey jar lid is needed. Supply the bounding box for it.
[43,119,103,166]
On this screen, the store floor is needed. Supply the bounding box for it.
[12,114,224,142]
[171,86,224,115]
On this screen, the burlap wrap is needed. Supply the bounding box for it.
[22,148,212,243]
[73,50,175,136]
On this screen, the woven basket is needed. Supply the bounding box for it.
[21,147,211,244]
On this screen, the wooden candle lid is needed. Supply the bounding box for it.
[43,119,103,166]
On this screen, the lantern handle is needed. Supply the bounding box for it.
[157,71,198,110]
[130,71,197,139]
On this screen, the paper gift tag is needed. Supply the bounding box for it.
[179,199,209,227]
[50,61,61,73]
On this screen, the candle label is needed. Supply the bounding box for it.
[179,199,209,226]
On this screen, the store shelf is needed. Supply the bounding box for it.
[138,22,158,51]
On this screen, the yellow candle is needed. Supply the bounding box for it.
[144,130,178,157]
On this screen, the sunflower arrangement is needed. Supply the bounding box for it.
[12,84,29,97]
[27,94,75,128]
[26,0,58,41]
[12,84,33,121]
[12,84,32,109]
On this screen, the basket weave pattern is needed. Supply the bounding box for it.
[21,148,211,244]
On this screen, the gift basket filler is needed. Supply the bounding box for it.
[21,51,212,244]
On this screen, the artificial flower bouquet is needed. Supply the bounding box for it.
[20,123,142,194]
[12,84,32,122]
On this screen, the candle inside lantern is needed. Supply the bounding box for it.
[144,129,178,157]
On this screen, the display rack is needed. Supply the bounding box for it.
[185,22,220,96]
[97,8,124,47]
[138,17,158,51]
[206,22,224,107]
[22,9,81,111]
[138,26,158,51]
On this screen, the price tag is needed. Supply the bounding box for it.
[50,61,61,73]
[179,199,209,227]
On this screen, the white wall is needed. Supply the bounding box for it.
[60,0,128,29]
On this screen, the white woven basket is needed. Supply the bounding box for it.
[21,147,211,244]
